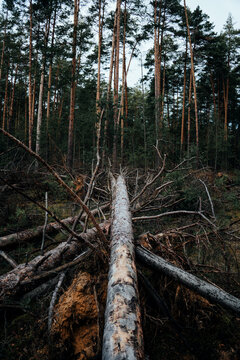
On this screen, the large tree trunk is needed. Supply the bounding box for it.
[136,246,240,315]
[0,222,109,300]
[102,175,144,359]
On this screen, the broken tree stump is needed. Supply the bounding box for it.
[136,246,240,315]
[102,175,144,360]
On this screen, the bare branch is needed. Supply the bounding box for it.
[0,128,108,249]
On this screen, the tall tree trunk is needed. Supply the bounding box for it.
[0,12,7,82]
[35,20,50,163]
[187,69,193,159]
[112,0,121,170]
[28,0,33,149]
[102,5,117,167]
[8,64,18,130]
[67,0,80,170]
[2,59,9,130]
[46,8,57,133]
[102,175,144,359]
[184,0,199,161]
[120,0,127,164]
[181,39,188,156]
[154,0,161,144]
[223,78,229,142]
[96,0,104,116]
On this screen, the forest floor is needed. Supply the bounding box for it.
[0,167,240,359]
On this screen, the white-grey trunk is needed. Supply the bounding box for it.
[35,67,45,158]
[102,175,144,360]
[136,246,240,315]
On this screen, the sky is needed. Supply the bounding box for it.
[186,0,240,33]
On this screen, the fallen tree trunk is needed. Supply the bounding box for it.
[102,175,144,360]
[0,203,109,248]
[0,221,109,300]
[136,246,240,315]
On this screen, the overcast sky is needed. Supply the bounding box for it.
[186,0,240,33]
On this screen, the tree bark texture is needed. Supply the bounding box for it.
[136,246,240,315]
[102,175,144,360]
[67,0,79,169]
[0,222,109,300]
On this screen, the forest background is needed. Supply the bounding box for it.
[0,0,240,171]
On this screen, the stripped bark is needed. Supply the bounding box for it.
[102,175,144,359]
[0,222,109,300]
[136,246,240,315]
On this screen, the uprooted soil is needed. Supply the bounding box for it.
[51,271,108,360]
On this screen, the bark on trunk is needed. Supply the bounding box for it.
[136,246,240,315]
[184,0,199,159]
[0,222,109,300]
[102,175,144,360]
[28,0,33,149]
[67,0,80,170]
[0,203,109,248]
[112,0,121,171]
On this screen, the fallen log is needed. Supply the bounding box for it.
[0,203,109,248]
[102,175,144,360]
[0,221,109,300]
[136,246,240,315]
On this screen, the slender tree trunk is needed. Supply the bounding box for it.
[102,5,117,166]
[181,39,188,156]
[154,0,161,144]
[8,64,18,130]
[67,0,80,170]
[46,8,57,133]
[120,0,127,164]
[112,0,121,170]
[35,20,50,163]
[2,60,9,130]
[223,78,229,142]
[0,13,7,82]
[160,54,166,128]
[187,69,193,159]
[28,0,33,149]
[96,0,103,116]
[184,0,199,161]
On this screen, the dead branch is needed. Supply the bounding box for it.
[199,179,216,220]
[133,210,217,228]
[0,250,17,268]
[102,175,144,360]
[48,272,65,333]
[130,154,166,207]
[136,246,240,315]
[0,128,108,248]
[0,203,109,248]
[0,178,103,255]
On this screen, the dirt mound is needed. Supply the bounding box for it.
[52,271,107,359]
